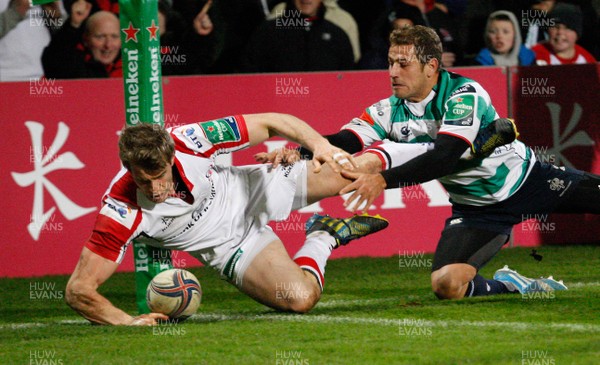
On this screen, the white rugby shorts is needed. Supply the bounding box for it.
[189,160,307,287]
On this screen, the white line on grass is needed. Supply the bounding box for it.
[569,282,600,288]
[189,313,600,333]
[4,313,599,333]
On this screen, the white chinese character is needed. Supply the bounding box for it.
[546,102,595,168]
[11,121,96,240]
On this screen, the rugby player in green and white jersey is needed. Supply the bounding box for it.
[299,26,600,300]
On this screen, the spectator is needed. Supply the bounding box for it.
[522,0,556,48]
[242,0,354,73]
[42,8,122,79]
[531,3,597,64]
[270,0,361,63]
[426,0,465,66]
[474,10,536,66]
[359,1,425,69]
[159,0,220,75]
[0,0,28,39]
[0,0,63,81]
[521,0,599,59]
[360,0,463,68]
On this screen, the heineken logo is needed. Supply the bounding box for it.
[122,22,140,43]
[122,20,159,43]
[120,5,163,126]
[147,20,159,40]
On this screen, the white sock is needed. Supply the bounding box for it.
[293,232,336,291]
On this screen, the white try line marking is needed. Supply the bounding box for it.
[569,282,600,288]
[3,310,600,333]
[186,313,600,333]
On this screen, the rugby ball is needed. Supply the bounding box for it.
[146,268,202,320]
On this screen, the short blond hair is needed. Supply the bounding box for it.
[119,124,174,172]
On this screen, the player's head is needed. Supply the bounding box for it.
[119,124,176,203]
[83,11,121,66]
[387,25,441,102]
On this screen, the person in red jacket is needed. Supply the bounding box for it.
[531,3,596,65]
[42,4,122,79]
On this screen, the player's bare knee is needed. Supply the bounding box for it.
[286,286,320,314]
[65,281,86,309]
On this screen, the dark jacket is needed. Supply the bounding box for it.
[242,1,354,73]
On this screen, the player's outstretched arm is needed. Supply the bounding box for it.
[243,113,358,173]
[66,247,168,325]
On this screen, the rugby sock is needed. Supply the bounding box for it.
[466,274,514,297]
[293,232,336,291]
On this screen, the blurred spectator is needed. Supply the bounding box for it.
[359,1,425,69]
[360,0,463,69]
[242,0,354,73]
[522,0,556,48]
[522,0,599,59]
[0,0,28,39]
[474,10,536,66]
[531,2,597,64]
[0,0,64,81]
[270,0,361,63]
[425,0,464,67]
[459,0,495,61]
[159,0,220,75]
[62,0,118,15]
[337,0,387,58]
[42,8,123,78]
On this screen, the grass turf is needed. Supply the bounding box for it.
[1,246,599,364]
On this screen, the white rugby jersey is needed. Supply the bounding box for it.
[86,116,254,263]
[342,69,536,206]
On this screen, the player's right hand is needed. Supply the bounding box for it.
[129,313,169,326]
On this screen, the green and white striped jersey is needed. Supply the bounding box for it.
[342,69,536,206]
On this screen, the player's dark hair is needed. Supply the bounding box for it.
[389,25,442,70]
[119,124,175,172]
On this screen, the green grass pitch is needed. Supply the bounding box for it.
[1,246,599,364]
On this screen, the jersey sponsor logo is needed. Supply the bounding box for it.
[450,84,476,96]
[100,201,136,229]
[184,127,203,149]
[200,116,241,144]
[372,102,386,117]
[444,94,475,126]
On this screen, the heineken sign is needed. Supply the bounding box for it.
[120,0,163,126]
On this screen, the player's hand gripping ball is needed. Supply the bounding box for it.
[146,269,202,321]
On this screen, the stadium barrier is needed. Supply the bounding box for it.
[1,64,598,277]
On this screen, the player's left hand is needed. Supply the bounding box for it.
[311,143,358,173]
[339,170,386,213]
[254,147,301,168]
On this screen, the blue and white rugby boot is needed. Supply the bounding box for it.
[493,265,553,294]
[539,275,568,291]
[305,213,389,248]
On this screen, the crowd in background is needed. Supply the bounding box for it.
[0,0,598,81]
